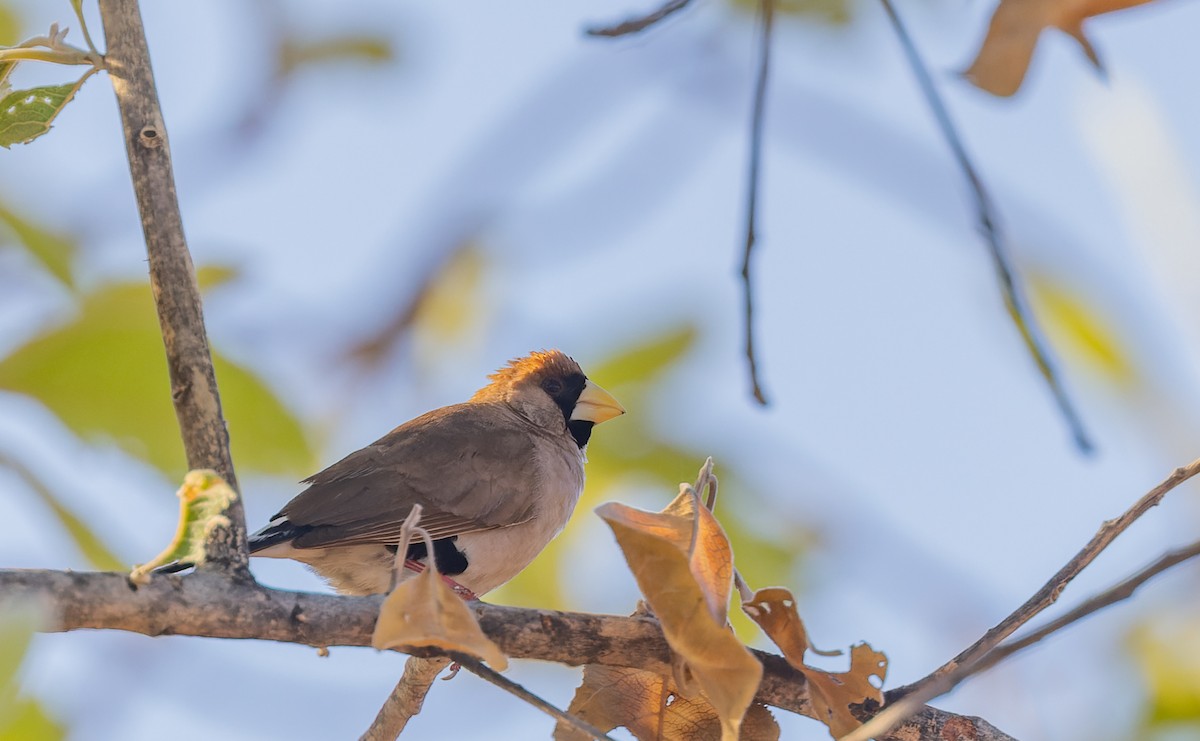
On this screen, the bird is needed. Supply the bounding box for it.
[248,350,624,598]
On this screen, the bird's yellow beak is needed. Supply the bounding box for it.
[571,381,625,425]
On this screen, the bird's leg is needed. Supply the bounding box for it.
[402,558,477,601]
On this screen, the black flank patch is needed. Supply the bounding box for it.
[405,536,469,576]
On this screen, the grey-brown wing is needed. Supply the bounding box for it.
[280,403,539,549]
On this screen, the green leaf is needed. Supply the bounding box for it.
[0,453,124,571]
[0,279,315,478]
[0,61,14,98]
[0,76,89,149]
[130,470,237,579]
[0,201,77,287]
[279,34,394,77]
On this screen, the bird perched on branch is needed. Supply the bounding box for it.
[249,350,624,598]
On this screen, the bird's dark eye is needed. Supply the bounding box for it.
[542,378,563,395]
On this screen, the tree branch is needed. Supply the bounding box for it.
[741,0,773,406]
[877,0,1092,453]
[843,457,1200,741]
[976,537,1200,675]
[0,568,1013,740]
[96,0,247,573]
[360,657,450,741]
[585,0,695,38]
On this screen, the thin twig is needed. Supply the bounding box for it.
[842,457,1200,741]
[585,0,695,37]
[96,0,247,573]
[741,0,773,406]
[454,656,617,741]
[976,538,1200,674]
[69,0,101,56]
[877,0,1093,453]
[360,657,451,741]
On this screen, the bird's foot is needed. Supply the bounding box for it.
[402,558,477,600]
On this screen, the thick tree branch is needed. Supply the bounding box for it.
[360,657,450,741]
[96,0,246,573]
[0,569,1013,740]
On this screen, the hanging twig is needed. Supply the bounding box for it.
[877,0,1093,453]
[96,0,247,573]
[454,656,617,741]
[741,0,774,406]
[842,457,1200,741]
[360,657,451,741]
[585,0,696,37]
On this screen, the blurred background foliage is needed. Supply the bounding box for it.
[1,0,1199,739]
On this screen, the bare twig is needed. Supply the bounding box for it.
[360,657,451,741]
[0,569,1014,738]
[585,0,695,37]
[842,458,1200,741]
[977,538,1200,674]
[456,656,616,740]
[877,0,1092,453]
[741,0,773,406]
[97,0,247,573]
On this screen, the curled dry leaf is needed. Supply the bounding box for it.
[742,587,887,738]
[597,487,760,741]
[129,470,237,583]
[555,664,780,741]
[964,0,1155,96]
[371,510,507,671]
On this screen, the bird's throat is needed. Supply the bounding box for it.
[567,419,594,448]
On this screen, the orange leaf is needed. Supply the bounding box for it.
[556,664,780,741]
[598,490,760,741]
[742,587,886,738]
[964,0,1155,96]
[371,565,507,671]
[371,507,506,670]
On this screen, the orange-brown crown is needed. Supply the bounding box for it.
[471,350,583,401]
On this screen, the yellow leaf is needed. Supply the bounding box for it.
[598,488,761,741]
[964,0,1155,97]
[556,664,780,741]
[742,587,886,738]
[130,470,237,581]
[1130,620,1200,726]
[1028,274,1136,386]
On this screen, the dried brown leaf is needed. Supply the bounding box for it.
[742,587,886,738]
[371,565,507,671]
[806,643,887,738]
[371,510,506,671]
[556,665,779,741]
[964,0,1154,96]
[598,493,761,740]
[741,587,809,668]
